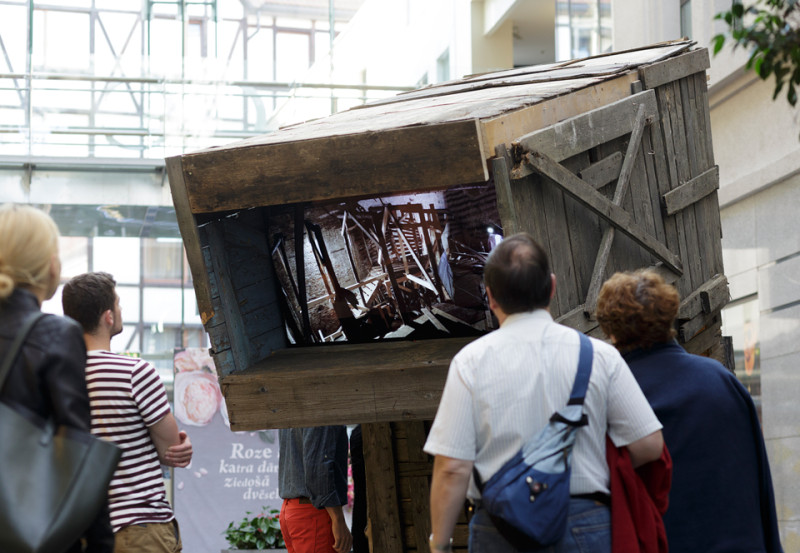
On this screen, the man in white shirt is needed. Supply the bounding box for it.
[424,233,664,553]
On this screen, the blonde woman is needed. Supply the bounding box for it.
[0,204,113,553]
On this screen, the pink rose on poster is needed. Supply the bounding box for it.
[174,349,214,373]
[174,368,222,426]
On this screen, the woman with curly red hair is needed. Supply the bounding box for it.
[597,270,782,553]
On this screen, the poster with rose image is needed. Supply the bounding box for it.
[172,348,282,553]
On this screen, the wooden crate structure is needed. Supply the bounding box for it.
[167,40,729,552]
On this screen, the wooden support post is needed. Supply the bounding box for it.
[400,421,433,553]
[362,422,403,553]
[492,144,520,236]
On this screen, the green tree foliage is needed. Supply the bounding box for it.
[713,0,800,105]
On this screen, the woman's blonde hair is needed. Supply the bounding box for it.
[0,204,60,301]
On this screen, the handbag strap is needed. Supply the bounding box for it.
[0,311,47,390]
[567,332,593,406]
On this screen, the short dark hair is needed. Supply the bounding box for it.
[62,272,117,333]
[483,233,552,314]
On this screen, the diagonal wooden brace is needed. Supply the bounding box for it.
[522,150,683,277]
[583,103,648,314]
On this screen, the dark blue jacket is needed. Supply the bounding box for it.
[624,341,782,553]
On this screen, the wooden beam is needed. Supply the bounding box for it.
[640,48,710,90]
[181,120,489,213]
[386,209,438,295]
[492,144,520,235]
[294,205,313,344]
[584,104,648,314]
[682,314,722,352]
[362,423,403,553]
[701,274,730,314]
[406,273,438,293]
[523,151,683,274]
[401,421,433,553]
[206,223,252,374]
[418,307,450,333]
[662,165,719,216]
[555,305,600,334]
[512,90,658,177]
[220,337,474,430]
[578,151,624,189]
[678,273,729,321]
[166,155,215,324]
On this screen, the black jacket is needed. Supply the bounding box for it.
[0,288,114,553]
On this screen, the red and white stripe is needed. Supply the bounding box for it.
[86,351,174,533]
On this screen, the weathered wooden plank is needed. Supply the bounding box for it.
[660,81,700,295]
[219,337,474,429]
[206,321,231,352]
[511,172,561,315]
[680,75,701,176]
[555,305,599,334]
[207,222,252,375]
[492,145,520,236]
[640,48,710,90]
[362,423,403,553]
[583,105,648,313]
[167,155,215,325]
[399,421,433,553]
[182,120,489,213]
[662,165,719,216]
[210,348,235,380]
[512,90,658,177]
[652,86,691,299]
[670,79,704,289]
[578,151,623,189]
[680,74,717,284]
[701,274,730,314]
[523,151,683,274]
[694,71,716,172]
[678,273,729,342]
[692,71,726,276]
[646,262,680,285]
[679,310,715,342]
[678,273,729,321]
[683,316,722,356]
[641,123,666,245]
[481,72,638,157]
[561,151,601,301]
[540,173,580,318]
[630,143,659,266]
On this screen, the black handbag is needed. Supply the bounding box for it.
[0,312,121,553]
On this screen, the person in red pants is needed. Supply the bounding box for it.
[278,426,352,553]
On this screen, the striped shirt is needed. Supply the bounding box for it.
[86,350,175,533]
[424,309,662,498]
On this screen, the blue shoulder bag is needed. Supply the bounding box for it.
[473,332,593,549]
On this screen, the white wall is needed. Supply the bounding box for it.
[612,0,681,51]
